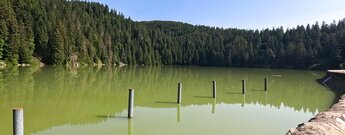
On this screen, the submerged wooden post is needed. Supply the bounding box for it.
[13,108,24,135]
[128,119,133,135]
[241,94,246,107]
[265,90,268,104]
[264,78,268,91]
[212,99,216,114]
[177,104,181,122]
[128,89,134,118]
[242,80,246,94]
[177,82,182,104]
[212,80,216,98]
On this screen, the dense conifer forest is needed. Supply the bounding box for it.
[1,0,345,69]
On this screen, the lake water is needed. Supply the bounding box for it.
[0,66,337,135]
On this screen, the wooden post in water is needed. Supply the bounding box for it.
[13,108,24,135]
[212,80,216,98]
[177,82,182,104]
[128,89,134,118]
[242,80,246,94]
[264,78,268,91]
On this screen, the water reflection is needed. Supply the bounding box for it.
[212,99,216,114]
[177,104,181,123]
[265,91,268,104]
[128,119,133,135]
[242,95,246,107]
[0,66,337,135]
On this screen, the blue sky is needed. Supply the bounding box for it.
[91,0,345,30]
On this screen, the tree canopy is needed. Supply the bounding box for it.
[0,0,345,69]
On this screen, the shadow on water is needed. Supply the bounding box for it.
[97,115,128,119]
[316,79,345,105]
[227,92,242,95]
[330,91,344,105]
[194,96,213,99]
[155,101,177,104]
[248,89,265,91]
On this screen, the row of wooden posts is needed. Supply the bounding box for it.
[12,78,268,135]
[128,78,268,118]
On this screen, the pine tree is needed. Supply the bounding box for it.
[0,0,344,69]
[49,24,65,64]
[0,39,5,59]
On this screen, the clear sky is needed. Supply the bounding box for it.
[91,0,345,30]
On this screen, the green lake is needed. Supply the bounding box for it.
[0,66,338,135]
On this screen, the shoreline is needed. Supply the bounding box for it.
[287,70,345,135]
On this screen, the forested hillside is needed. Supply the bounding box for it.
[0,0,345,69]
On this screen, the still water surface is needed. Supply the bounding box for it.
[0,66,337,135]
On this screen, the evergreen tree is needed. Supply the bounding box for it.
[49,25,65,64]
[0,39,5,59]
[0,0,344,69]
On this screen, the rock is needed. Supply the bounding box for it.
[40,62,45,67]
[118,61,127,67]
[287,95,345,135]
[18,63,30,67]
[288,70,345,135]
[0,61,6,68]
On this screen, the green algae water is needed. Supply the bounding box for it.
[0,66,337,135]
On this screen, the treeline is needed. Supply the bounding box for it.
[0,0,345,69]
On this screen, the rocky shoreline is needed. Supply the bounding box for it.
[287,70,345,135]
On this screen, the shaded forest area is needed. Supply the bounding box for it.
[1,0,345,69]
